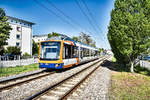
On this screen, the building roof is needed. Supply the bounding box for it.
[7,16,35,25]
[33,34,48,37]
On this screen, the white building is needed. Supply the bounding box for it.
[33,34,48,43]
[6,16,35,55]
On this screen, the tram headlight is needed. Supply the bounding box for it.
[55,64,60,67]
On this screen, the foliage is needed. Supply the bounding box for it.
[112,57,116,63]
[108,0,150,72]
[73,32,96,47]
[0,64,38,77]
[0,8,12,51]
[48,32,60,38]
[134,65,150,76]
[32,40,39,55]
[99,48,104,53]
[72,36,80,42]
[0,47,5,55]
[22,52,32,59]
[5,46,21,55]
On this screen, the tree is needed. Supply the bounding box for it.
[48,32,60,38]
[32,40,39,55]
[78,32,96,47]
[6,46,21,55]
[72,36,79,42]
[108,0,150,72]
[0,8,12,54]
[99,48,104,53]
[22,52,32,59]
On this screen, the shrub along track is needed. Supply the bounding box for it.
[25,57,106,100]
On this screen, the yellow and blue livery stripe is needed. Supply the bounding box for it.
[39,63,64,69]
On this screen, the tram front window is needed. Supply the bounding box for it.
[40,41,61,60]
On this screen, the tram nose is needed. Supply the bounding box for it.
[39,63,64,69]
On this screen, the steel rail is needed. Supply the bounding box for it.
[59,62,101,100]
[0,71,55,91]
[0,70,45,84]
[25,58,105,100]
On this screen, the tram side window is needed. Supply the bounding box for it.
[91,50,93,56]
[92,50,94,56]
[63,44,76,59]
[86,49,90,57]
[64,44,71,59]
[95,51,98,56]
[80,47,83,58]
[74,46,78,58]
[82,48,90,57]
[63,46,65,59]
[83,48,86,57]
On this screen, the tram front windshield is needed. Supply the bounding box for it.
[40,41,61,60]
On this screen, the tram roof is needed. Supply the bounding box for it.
[46,35,99,51]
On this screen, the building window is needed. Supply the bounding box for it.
[16,42,20,46]
[11,20,13,22]
[16,34,20,39]
[17,26,21,32]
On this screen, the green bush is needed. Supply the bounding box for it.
[22,52,32,59]
[5,46,21,55]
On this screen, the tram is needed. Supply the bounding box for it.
[39,35,99,69]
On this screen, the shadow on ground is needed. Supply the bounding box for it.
[101,60,150,76]
[101,60,129,72]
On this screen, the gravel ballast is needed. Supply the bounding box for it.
[68,57,112,100]
[76,67,111,100]
[0,59,102,100]
[0,69,44,82]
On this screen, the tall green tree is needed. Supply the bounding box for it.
[108,0,150,72]
[0,8,12,53]
[32,40,39,55]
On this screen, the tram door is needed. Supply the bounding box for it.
[63,44,77,66]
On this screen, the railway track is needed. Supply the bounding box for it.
[0,71,55,91]
[25,58,106,100]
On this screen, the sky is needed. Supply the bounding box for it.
[0,0,115,49]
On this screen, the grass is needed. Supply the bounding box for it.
[109,63,150,100]
[112,57,116,62]
[0,64,39,77]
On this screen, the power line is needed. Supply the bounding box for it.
[46,0,103,48]
[33,0,104,48]
[46,0,81,28]
[81,0,103,33]
[46,0,96,37]
[81,0,108,45]
[74,0,105,46]
[81,0,107,39]
[33,0,78,31]
[74,0,99,33]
